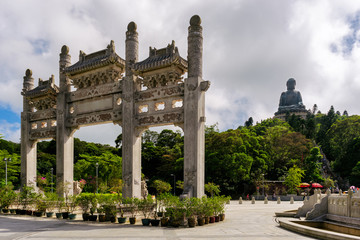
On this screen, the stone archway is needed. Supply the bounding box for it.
[21,15,209,198]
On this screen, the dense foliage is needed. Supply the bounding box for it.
[1,106,359,196]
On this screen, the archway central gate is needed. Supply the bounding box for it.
[21,15,209,198]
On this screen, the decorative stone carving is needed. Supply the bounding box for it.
[137,112,183,127]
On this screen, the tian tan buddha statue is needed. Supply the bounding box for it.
[276,78,306,114]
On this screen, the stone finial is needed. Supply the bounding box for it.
[277,196,281,204]
[107,40,115,53]
[127,21,137,32]
[290,196,294,204]
[251,196,255,204]
[264,197,268,204]
[190,15,201,26]
[25,69,32,78]
[326,188,331,196]
[239,197,242,204]
[61,45,69,55]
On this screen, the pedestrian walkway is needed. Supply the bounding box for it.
[0,201,314,240]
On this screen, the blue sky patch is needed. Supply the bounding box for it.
[342,12,360,55]
[0,108,20,124]
[30,39,50,55]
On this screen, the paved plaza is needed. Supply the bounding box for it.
[0,201,315,240]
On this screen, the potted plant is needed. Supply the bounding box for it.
[88,194,98,221]
[152,180,172,217]
[55,196,64,219]
[124,197,139,224]
[97,194,106,222]
[68,195,78,220]
[139,195,154,226]
[0,184,16,213]
[185,198,199,228]
[203,197,214,224]
[44,192,57,217]
[104,195,117,223]
[76,193,91,221]
[196,197,207,226]
[116,195,126,224]
[34,194,46,217]
[219,196,230,221]
[19,186,36,215]
[60,182,72,219]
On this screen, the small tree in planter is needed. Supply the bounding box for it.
[124,197,139,224]
[0,184,16,213]
[88,194,98,221]
[203,197,214,224]
[218,196,231,221]
[185,198,200,228]
[139,195,154,226]
[68,195,78,220]
[116,195,126,224]
[34,194,47,217]
[76,193,91,221]
[152,180,172,217]
[44,192,57,217]
[19,186,37,215]
[55,196,64,219]
[205,182,220,197]
[103,195,117,222]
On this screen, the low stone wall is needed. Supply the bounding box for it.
[328,191,360,218]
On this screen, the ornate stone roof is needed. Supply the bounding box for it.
[65,40,125,75]
[24,75,59,98]
[134,40,188,73]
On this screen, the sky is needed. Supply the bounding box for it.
[1,0,360,146]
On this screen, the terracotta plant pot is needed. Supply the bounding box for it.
[129,217,136,224]
[209,216,215,223]
[160,217,169,227]
[188,217,196,228]
[141,218,151,226]
[150,219,160,226]
[26,210,32,215]
[204,216,209,224]
[219,213,225,221]
[215,216,220,222]
[98,214,106,222]
[197,217,205,226]
[118,217,126,224]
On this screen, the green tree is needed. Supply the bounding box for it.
[284,166,304,194]
[303,147,324,183]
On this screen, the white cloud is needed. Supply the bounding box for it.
[1,0,360,144]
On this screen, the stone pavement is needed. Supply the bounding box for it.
[0,201,316,240]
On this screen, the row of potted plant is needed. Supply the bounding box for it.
[0,185,230,227]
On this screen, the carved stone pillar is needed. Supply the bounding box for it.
[122,22,142,198]
[56,45,74,195]
[21,69,37,188]
[183,15,207,198]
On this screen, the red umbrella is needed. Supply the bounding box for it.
[298,183,310,188]
[311,183,323,188]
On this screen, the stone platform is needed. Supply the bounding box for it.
[0,201,315,240]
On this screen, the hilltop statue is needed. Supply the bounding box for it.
[274,78,309,120]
